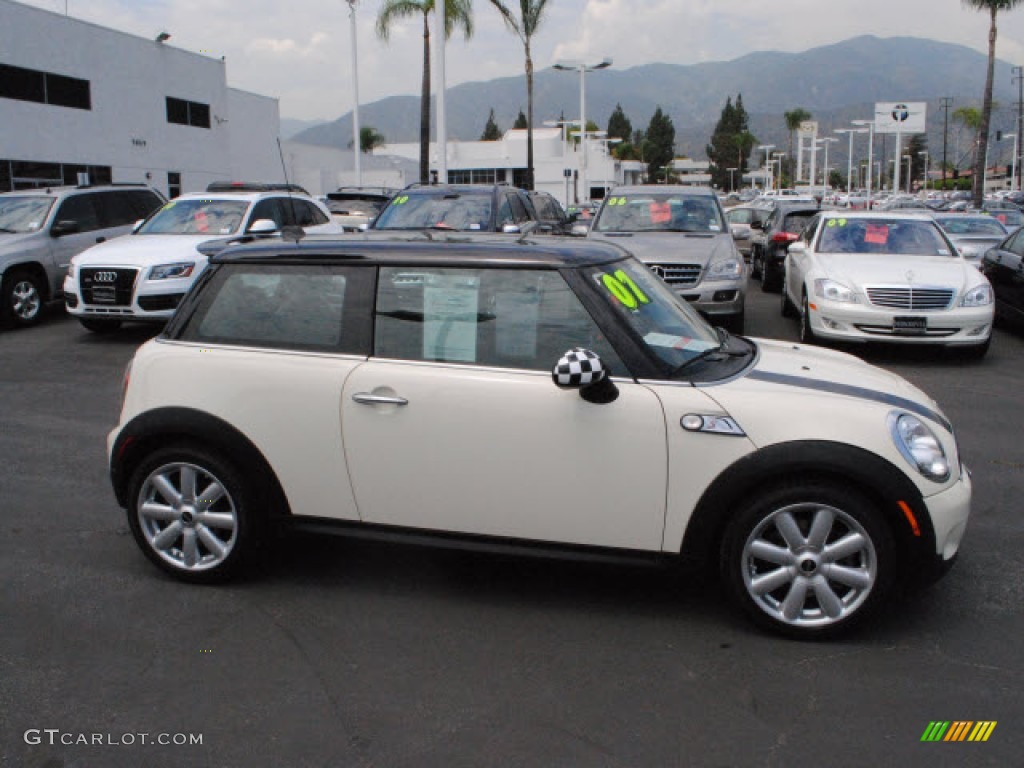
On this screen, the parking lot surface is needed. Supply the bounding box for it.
[2,294,1023,767]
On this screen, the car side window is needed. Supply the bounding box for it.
[292,199,328,227]
[248,198,287,230]
[54,194,101,233]
[95,191,138,228]
[1007,230,1024,257]
[374,266,624,374]
[799,214,821,244]
[495,195,514,228]
[177,264,370,353]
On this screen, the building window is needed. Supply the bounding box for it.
[0,63,91,110]
[447,169,500,185]
[166,97,211,129]
[0,159,112,191]
[168,172,181,199]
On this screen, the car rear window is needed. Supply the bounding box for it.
[374,192,493,231]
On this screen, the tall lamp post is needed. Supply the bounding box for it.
[554,58,612,204]
[345,0,361,185]
[852,119,876,207]
[544,119,581,206]
[757,144,775,191]
[771,152,786,193]
[726,167,738,191]
[1006,133,1019,192]
[918,150,930,195]
[819,137,838,197]
[435,0,448,183]
[835,128,868,195]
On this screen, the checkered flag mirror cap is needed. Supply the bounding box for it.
[552,348,607,389]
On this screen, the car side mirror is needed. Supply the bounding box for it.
[731,226,751,241]
[248,219,279,235]
[502,223,522,234]
[787,242,807,255]
[50,220,80,237]
[570,223,590,237]
[552,348,619,404]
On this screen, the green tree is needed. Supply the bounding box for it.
[784,108,812,183]
[706,94,756,190]
[376,0,474,183]
[645,107,676,182]
[480,108,502,141]
[953,105,983,174]
[828,168,844,189]
[513,109,528,129]
[349,126,386,153]
[487,0,554,190]
[607,103,632,142]
[962,0,1024,204]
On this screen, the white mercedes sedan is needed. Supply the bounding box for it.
[781,211,994,358]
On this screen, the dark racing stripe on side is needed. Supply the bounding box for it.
[745,370,953,433]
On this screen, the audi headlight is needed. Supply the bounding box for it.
[888,412,950,482]
[960,283,993,307]
[707,258,743,281]
[814,278,858,303]
[149,263,195,281]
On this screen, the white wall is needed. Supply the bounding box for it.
[0,0,280,196]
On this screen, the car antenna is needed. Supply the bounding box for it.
[276,137,303,243]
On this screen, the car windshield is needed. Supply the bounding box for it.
[816,216,954,257]
[0,196,54,233]
[373,192,492,231]
[137,199,248,235]
[935,217,1007,236]
[581,258,721,372]
[595,194,725,234]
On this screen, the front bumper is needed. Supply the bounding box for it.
[924,463,972,562]
[669,279,747,319]
[63,273,185,322]
[806,299,993,346]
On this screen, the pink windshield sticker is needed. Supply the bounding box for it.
[865,224,889,244]
[650,202,671,224]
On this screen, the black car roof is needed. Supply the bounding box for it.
[209,232,630,269]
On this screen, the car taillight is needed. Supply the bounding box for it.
[772,232,799,243]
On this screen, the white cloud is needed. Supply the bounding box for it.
[14,0,1024,120]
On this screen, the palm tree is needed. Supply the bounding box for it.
[962,0,1024,205]
[784,108,811,185]
[377,0,474,183]
[953,105,983,173]
[487,1,553,190]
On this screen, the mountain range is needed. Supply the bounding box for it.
[292,35,1023,168]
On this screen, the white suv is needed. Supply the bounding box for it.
[109,234,971,639]
[64,183,339,333]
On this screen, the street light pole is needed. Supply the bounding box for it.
[345,0,361,185]
[757,145,775,191]
[820,137,838,197]
[727,167,738,191]
[554,58,612,204]
[919,150,930,194]
[435,0,447,184]
[852,119,875,207]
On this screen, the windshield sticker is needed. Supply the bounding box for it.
[393,195,410,205]
[865,224,889,245]
[643,332,713,351]
[826,218,848,228]
[600,270,651,310]
[650,202,671,224]
[423,274,479,362]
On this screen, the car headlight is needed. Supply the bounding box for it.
[814,278,858,303]
[888,412,950,482]
[707,258,744,281]
[960,283,993,307]
[148,263,195,280]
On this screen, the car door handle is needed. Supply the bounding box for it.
[352,392,408,406]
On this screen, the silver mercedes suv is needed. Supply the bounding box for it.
[586,185,748,332]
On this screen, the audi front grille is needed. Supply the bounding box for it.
[80,268,138,307]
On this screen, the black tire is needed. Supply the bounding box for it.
[799,294,817,344]
[80,318,123,334]
[958,337,991,361]
[720,481,895,639]
[780,286,798,318]
[126,443,262,583]
[761,258,782,293]
[2,269,45,327]
[750,248,763,281]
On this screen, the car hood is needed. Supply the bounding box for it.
[814,253,982,289]
[71,233,212,266]
[587,231,735,265]
[0,231,43,253]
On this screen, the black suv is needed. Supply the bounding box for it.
[750,202,820,292]
[371,183,541,233]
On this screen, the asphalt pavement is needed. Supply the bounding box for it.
[1,293,1022,768]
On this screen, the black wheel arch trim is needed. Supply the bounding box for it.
[110,407,290,517]
[679,440,937,574]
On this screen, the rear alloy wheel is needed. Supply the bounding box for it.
[722,483,894,638]
[80,318,123,334]
[127,445,260,582]
[3,270,44,327]
[799,294,817,344]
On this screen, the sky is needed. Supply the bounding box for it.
[16,0,1024,122]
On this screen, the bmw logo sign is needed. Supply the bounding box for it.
[892,104,910,122]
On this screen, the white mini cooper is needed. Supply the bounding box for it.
[109,235,971,638]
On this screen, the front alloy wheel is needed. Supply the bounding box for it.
[723,484,893,638]
[4,270,44,326]
[128,446,257,581]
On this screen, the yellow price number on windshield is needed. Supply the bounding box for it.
[601,269,650,310]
